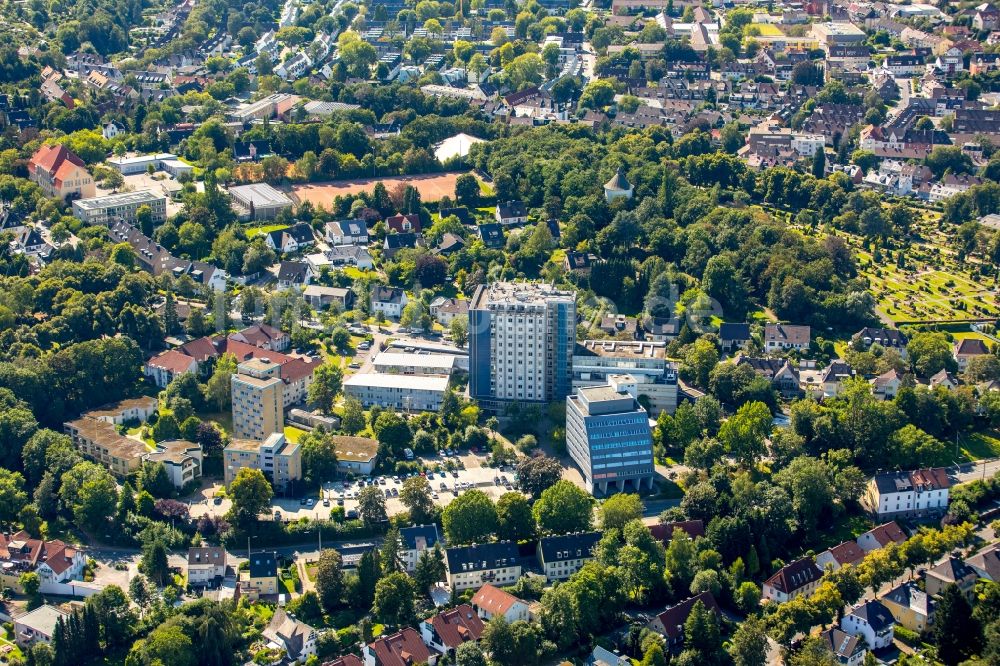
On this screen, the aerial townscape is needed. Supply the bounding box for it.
[5,0,1000,664]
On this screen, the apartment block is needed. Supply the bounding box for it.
[71,190,167,226]
[224,432,302,491]
[343,373,449,412]
[231,358,284,441]
[469,282,576,405]
[445,542,521,591]
[566,385,655,495]
[862,468,950,519]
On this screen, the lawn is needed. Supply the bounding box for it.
[198,410,234,437]
[284,425,308,443]
[749,23,785,36]
[958,430,1000,461]
[342,267,377,280]
[245,223,290,238]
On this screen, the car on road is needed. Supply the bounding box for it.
[337,498,344,506]
[500,475,508,485]
[306,498,314,507]
[348,362,360,369]
[299,498,307,506]
[323,498,330,507]
[432,492,439,499]
[452,470,459,477]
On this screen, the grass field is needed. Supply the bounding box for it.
[749,23,785,36]
[245,223,290,238]
[959,430,1000,461]
[284,425,308,443]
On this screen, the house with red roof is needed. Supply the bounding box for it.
[322,656,363,666]
[816,541,865,571]
[856,522,906,553]
[28,144,95,201]
[363,627,438,666]
[419,604,484,655]
[386,213,421,234]
[0,532,86,592]
[470,583,530,623]
[229,323,290,352]
[144,349,198,388]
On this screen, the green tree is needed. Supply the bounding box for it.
[515,455,563,498]
[0,469,28,525]
[19,571,41,609]
[227,468,273,527]
[357,485,388,526]
[729,614,767,666]
[315,548,344,611]
[301,430,339,486]
[455,642,487,666]
[907,332,957,377]
[717,401,772,467]
[308,363,343,414]
[373,572,416,626]
[533,480,593,534]
[340,397,366,435]
[139,539,169,587]
[496,492,535,542]
[579,79,616,109]
[74,472,119,532]
[413,544,446,592]
[442,489,498,544]
[600,493,643,530]
[205,353,237,411]
[400,476,435,524]
[934,584,981,665]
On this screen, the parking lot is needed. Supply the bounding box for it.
[187,451,525,523]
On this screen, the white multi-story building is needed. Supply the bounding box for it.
[536,532,601,581]
[469,282,576,404]
[71,190,167,226]
[343,373,449,412]
[399,525,441,573]
[841,601,896,650]
[862,468,950,519]
[445,543,521,591]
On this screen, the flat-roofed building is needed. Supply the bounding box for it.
[330,435,379,476]
[224,432,302,490]
[144,439,203,488]
[227,183,293,220]
[343,373,449,412]
[72,190,167,226]
[231,358,284,441]
[372,352,457,376]
[64,397,160,477]
[107,153,191,176]
[14,605,70,647]
[566,385,655,495]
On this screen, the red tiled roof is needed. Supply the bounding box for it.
[30,144,85,176]
[823,541,865,567]
[178,336,219,362]
[910,467,950,491]
[230,324,287,349]
[862,522,906,547]
[0,532,77,575]
[386,213,421,234]
[322,657,362,666]
[428,604,484,649]
[472,584,524,617]
[146,349,198,374]
[368,627,435,666]
[219,339,319,383]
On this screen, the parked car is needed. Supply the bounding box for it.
[323,498,330,507]
[347,509,358,519]
[306,498,314,507]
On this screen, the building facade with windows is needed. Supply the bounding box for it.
[565,385,655,495]
[224,432,302,491]
[231,358,284,441]
[71,190,167,226]
[445,543,521,591]
[469,282,576,405]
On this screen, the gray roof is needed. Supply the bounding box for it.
[446,542,518,572]
[538,531,602,563]
[399,524,440,550]
[849,600,895,631]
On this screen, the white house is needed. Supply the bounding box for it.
[187,546,227,586]
[445,543,521,592]
[470,583,531,622]
[371,286,408,319]
[325,219,369,245]
[399,524,441,573]
[841,600,895,650]
[263,608,317,664]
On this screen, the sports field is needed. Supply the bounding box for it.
[288,173,463,208]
